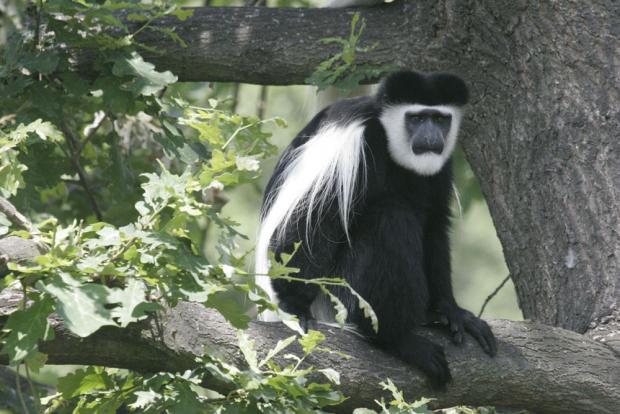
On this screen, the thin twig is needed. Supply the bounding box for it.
[15,365,30,414]
[257,85,268,119]
[230,83,241,113]
[76,111,107,156]
[33,0,43,51]
[478,274,511,318]
[60,122,103,221]
[24,365,41,413]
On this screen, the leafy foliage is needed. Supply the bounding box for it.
[353,379,433,414]
[0,0,431,412]
[306,12,396,94]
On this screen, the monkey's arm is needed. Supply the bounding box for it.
[423,167,497,356]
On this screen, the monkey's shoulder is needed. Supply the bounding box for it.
[324,95,379,124]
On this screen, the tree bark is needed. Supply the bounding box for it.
[102,0,620,333]
[1,288,619,414]
[454,1,620,335]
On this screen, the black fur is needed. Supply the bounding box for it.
[377,71,469,107]
[262,71,496,388]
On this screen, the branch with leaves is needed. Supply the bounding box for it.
[0,278,618,413]
[2,1,619,413]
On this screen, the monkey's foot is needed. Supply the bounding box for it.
[397,334,452,390]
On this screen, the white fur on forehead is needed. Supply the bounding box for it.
[379,104,463,176]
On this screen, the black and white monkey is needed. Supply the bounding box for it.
[255,71,497,387]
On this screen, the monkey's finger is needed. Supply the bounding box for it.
[468,319,497,356]
[479,323,497,356]
[466,323,492,355]
[449,319,464,345]
[452,329,464,345]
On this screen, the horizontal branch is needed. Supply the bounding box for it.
[1,238,619,413]
[77,2,451,84]
[0,197,38,235]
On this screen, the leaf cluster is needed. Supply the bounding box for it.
[0,1,432,413]
[306,12,396,94]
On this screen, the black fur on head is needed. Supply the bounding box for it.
[376,71,469,107]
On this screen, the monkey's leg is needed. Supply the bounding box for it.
[273,277,319,332]
[272,213,348,331]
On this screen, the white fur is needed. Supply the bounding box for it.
[380,104,463,176]
[255,121,367,320]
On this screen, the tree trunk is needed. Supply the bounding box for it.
[452,1,620,333]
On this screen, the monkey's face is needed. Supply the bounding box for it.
[380,104,463,176]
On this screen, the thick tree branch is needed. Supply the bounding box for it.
[0,237,619,413]
[0,291,618,414]
[78,2,440,84]
[0,197,38,235]
[0,199,47,273]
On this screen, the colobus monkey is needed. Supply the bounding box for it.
[255,71,497,387]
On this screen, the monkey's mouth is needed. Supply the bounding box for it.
[411,139,444,155]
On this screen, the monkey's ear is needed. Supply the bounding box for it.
[431,73,469,106]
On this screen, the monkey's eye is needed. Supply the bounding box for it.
[406,114,424,123]
[432,113,451,121]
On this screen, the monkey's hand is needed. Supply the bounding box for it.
[435,301,497,356]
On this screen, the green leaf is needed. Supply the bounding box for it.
[5,119,62,143]
[130,390,161,409]
[93,76,136,113]
[22,51,59,74]
[38,274,117,337]
[321,286,348,328]
[24,351,47,374]
[109,278,154,327]
[207,289,252,329]
[258,335,296,367]
[277,309,306,335]
[112,52,178,96]
[171,8,194,21]
[0,295,55,365]
[238,331,259,372]
[351,287,379,333]
[319,368,340,385]
[57,366,113,399]
[0,156,27,197]
[298,330,325,355]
